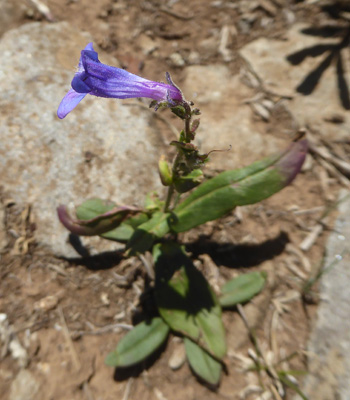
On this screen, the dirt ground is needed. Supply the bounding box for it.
[1,1,350,399]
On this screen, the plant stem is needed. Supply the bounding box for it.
[163,152,181,212]
[185,117,191,142]
[164,185,175,212]
[163,102,193,212]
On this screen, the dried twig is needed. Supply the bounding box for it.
[122,378,133,400]
[73,322,133,338]
[219,25,235,62]
[29,0,55,21]
[159,6,194,20]
[317,157,350,187]
[286,243,311,272]
[139,253,155,280]
[308,136,350,177]
[57,306,81,370]
[284,257,308,280]
[299,223,323,252]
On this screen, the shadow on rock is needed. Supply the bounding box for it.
[61,233,124,270]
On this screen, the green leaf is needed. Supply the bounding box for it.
[105,317,169,368]
[101,213,149,242]
[184,338,222,386]
[171,140,308,232]
[57,198,139,236]
[126,212,170,254]
[75,198,116,220]
[153,243,226,359]
[219,271,267,308]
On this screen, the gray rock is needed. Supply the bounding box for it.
[0,22,165,257]
[300,190,350,400]
[240,24,350,141]
[183,65,286,171]
[9,370,39,400]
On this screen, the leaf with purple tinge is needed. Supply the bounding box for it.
[57,198,140,236]
[171,140,308,232]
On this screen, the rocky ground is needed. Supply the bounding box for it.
[1,1,350,399]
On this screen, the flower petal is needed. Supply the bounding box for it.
[57,88,88,119]
[82,50,144,82]
[71,73,91,93]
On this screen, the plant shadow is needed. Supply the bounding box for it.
[286,2,350,109]
[60,233,124,270]
[186,230,289,268]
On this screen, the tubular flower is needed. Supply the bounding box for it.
[57,43,183,119]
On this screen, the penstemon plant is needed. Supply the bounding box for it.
[57,43,308,386]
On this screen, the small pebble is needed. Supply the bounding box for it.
[168,342,186,370]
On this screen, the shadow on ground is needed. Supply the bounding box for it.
[186,231,289,268]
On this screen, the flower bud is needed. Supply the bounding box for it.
[158,155,173,186]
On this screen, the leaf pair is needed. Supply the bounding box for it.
[105,244,267,385]
[58,141,307,255]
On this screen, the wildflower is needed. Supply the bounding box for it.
[57,43,183,119]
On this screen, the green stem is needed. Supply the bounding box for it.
[163,102,193,212]
[164,185,174,213]
[163,152,182,212]
[185,117,191,142]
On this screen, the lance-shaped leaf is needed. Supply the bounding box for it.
[57,198,140,236]
[153,243,226,359]
[101,213,149,242]
[184,338,222,386]
[105,317,169,368]
[219,271,267,308]
[171,140,308,232]
[126,212,171,254]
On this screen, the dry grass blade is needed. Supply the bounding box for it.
[317,158,350,187]
[122,378,133,400]
[57,306,81,371]
[299,224,323,252]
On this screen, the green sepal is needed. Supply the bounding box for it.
[174,169,203,193]
[105,317,169,368]
[171,105,187,119]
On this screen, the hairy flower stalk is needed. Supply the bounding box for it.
[57,43,184,119]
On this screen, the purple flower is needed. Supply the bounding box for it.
[57,43,183,119]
